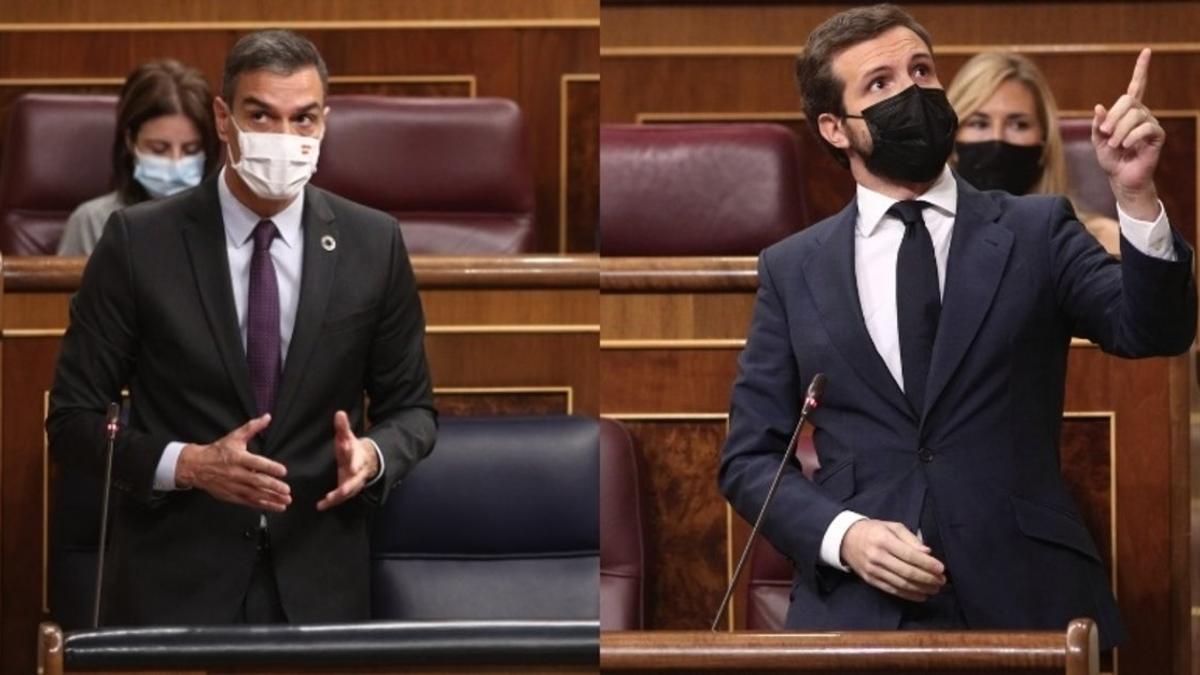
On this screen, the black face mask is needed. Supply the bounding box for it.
[845,84,958,183]
[954,140,1044,195]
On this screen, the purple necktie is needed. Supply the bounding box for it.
[247,219,281,416]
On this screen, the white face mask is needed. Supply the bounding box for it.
[228,117,321,201]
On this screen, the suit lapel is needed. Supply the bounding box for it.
[803,201,916,421]
[181,177,258,420]
[923,179,1012,417]
[268,186,339,446]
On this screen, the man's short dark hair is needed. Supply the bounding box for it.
[222,29,329,105]
[795,4,933,167]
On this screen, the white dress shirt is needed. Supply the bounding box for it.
[153,168,383,493]
[818,165,1176,571]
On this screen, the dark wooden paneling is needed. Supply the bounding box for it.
[623,420,727,629]
[434,390,572,416]
[601,2,1200,47]
[601,348,739,413]
[427,333,598,416]
[0,0,598,22]
[1061,416,1114,575]
[0,337,61,675]
[565,78,600,253]
[520,28,600,251]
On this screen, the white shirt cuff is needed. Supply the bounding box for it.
[1116,199,1175,261]
[363,437,386,487]
[819,510,868,571]
[154,442,187,491]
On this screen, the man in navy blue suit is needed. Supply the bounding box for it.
[719,4,1195,648]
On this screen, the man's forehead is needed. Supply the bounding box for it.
[832,26,931,83]
[234,68,324,109]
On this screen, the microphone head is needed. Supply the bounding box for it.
[807,373,827,402]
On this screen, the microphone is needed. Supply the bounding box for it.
[92,401,120,628]
[711,373,826,631]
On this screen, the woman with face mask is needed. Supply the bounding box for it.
[947,51,1120,255]
[58,59,219,256]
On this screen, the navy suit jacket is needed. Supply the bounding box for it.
[719,178,1196,648]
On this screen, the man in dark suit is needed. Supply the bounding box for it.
[47,30,437,625]
[719,5,1194,648]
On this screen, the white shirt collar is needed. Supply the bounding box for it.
[217,166,304,250]
[855,165,958,237]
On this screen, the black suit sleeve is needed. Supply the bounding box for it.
[1049,197,1196,356]
[361,222,437,505]
[46,211,173,505]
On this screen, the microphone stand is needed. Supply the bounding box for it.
[711,374,826,631]
[92,402,120,629]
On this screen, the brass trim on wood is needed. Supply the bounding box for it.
[600,339,745,349]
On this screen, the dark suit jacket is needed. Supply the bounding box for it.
[719,178,1196,648]
[47,176,437,626]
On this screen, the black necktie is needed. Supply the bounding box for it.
[247,219,281,416]
[890,200,940,413]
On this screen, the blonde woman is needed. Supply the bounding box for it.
[948,51,1120,255]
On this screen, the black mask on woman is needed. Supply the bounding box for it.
[954,140,1044,195]
[845,84,959,184]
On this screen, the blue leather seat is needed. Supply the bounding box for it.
[370,415,599,621]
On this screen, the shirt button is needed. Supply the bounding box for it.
[243,528,256,540]
[918,447,934,463]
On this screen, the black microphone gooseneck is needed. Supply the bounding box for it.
[92,401,120,628]
[711,373,827,631]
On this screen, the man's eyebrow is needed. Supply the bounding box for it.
[857,64,893,86]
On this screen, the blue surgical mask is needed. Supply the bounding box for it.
[133,151,205,198]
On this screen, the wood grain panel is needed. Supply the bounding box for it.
[1061,416,1114,576]
[521,29,600,251]
[563,75,600,253]
[434,389,572,416]
[601,293,755,341]
[1,338,62,674]
[602,50,1200,118]
[0,0,599,24]
[600,2,1200,47]
[618,419,727,629]
[601,348,739,414]
[426,332,598,416]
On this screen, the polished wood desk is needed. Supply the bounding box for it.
[600,256,1192,675]
[0,255,599,674]
[600,619,1098,674]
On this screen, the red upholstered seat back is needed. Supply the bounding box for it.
[600,417,645,630]
[599,124,807,256]
[0,93,117,254]
[1059,118,1117,220]
[314,95,536,254]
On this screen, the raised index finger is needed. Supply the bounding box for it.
[1126,48,1151,101]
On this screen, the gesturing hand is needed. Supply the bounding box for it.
[841,519,946,602]
[316,410,380,511]
[176,414,291,511]
[1092,48,1164,220]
